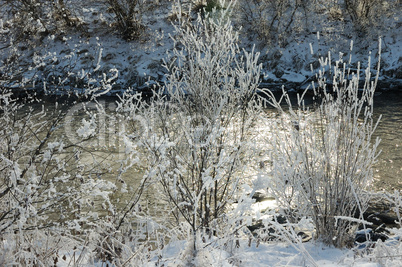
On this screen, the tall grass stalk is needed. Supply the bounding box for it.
[263,39,382,247]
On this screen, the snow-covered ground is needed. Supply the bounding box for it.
[1,0,401,93]
[54,236,402,266]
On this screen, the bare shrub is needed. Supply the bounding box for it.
[104,0,146,40]
[192,0,224,14]
[236,0,399,45]
[325,0,399,36]
[0,0,82,43]
[343,0,383,30]
[237,0,311,46]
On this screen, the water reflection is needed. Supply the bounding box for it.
[16,90,402,196]
[372,91,402,190]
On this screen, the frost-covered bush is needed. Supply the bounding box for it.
[0,82,152,264]
[117,0,263,260]
[263,40,382,247]
[0,92,108,262]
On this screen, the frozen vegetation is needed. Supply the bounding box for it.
[1,0,402,266]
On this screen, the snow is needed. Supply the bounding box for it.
[281,71,307,83]
[240,242,353,267]
[134,238,387,267]
[1,1,402,266]
[1,1,400,94]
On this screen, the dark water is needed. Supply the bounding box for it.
[372,90,402,190]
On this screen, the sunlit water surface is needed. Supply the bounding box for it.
[372,90,402,190]
[19,89,402,206]
[9,89,400,229]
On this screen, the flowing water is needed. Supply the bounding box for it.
[14,90,402,194]
[372,90,402,190]
[58,90,402,192]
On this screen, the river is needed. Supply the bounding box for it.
[372,90,402,190]
[12,89,402,194]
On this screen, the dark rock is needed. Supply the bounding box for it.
[353,197,402,246]
[363,199,399,229]
[252,191,273,202]
[355,228,388,243]
[247,215,287,233]
[297,231,312,242]
[273,69,284,79]
[247,219,264,232]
